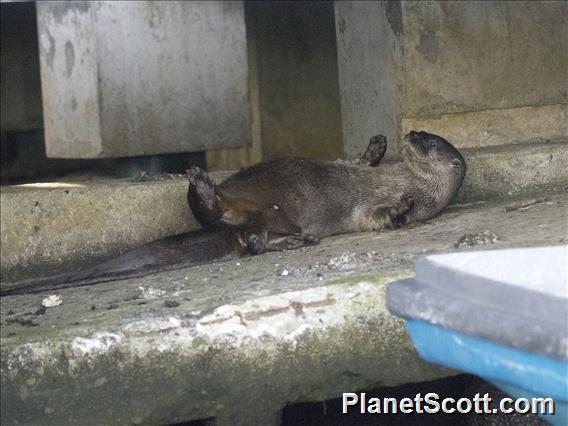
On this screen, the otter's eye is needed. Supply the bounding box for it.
[451,159,462,167]
[429,140,437,148]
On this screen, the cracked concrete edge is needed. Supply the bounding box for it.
[0,270,453,425]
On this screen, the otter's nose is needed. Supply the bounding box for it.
[409,131,420,142]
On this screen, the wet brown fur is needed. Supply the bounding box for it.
[2,131,465,296]
[189,131,466,254]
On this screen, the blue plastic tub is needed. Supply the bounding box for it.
[387,246,568,425]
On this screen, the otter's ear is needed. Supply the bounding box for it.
[451,158,462,167]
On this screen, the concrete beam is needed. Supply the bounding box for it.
[37,1,251,158]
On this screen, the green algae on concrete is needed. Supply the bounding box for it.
[1,272,448,425]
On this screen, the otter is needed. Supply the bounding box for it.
[1,131,465,296]
[188,130,466,254]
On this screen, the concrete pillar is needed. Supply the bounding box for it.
[37,1,251,159]
[334,1,404,160]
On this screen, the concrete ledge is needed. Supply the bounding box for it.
[402,103,567,149]
[0,171,232,283]
[1,142,566,283]
[0,178,195,282]
[1,272,446,425]
[1,193,566,425]
[455,141,568,203]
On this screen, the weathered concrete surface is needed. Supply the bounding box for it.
[401,1,568,117]
[1,142,567,286]
[37,1,251,158]
[455,141,568,203]
[1,192,566,425]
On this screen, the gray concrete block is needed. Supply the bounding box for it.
[0,177,196,283]
[37,1,251,158]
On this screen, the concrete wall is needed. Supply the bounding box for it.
[4,1,565,167]
[400,0,568,148]
[251,1,344,161]
[402,1,567,116]
[335,0,568,155]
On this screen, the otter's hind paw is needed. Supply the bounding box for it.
[188,166,216,191]
[187,166,222,227]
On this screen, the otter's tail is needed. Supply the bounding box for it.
[1,228,241,297]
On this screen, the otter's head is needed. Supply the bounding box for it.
[403,131,466,182]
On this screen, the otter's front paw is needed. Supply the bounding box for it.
[263,233,320,251]
[302,234,320,245]
[246,232,266,255]
[362,134,387,166]
[385,194,414,229]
